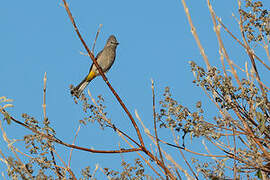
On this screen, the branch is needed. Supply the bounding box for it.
[68,125,81,168]
[91,24,103,53]
[151,79,167,179]
[42,72,63,179]
[181,0,211,70]
[1,109,140,154]
[207,0,242,88]
[135,110,178,179]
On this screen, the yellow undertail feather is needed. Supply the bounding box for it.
[86,70,96,82]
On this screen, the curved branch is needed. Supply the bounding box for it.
[1,109,140,154]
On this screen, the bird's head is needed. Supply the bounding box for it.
[106,35,119,47]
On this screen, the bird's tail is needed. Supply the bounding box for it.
[71,77,90,98]
[71,71,96,98]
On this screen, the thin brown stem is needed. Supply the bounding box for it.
[91,24,103,53]
[42,72,63,179]
[151,79,167,179]
[42,72,47,122]
[68,125,81,168]
[1,109,140,154]
[207,0,242,88]
[53,149,77,180]
[135,110,177,179]
[181,0,211,70]
[233,127,237,179]
[173,130,199,180]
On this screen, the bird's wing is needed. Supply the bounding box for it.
[89,49,103,72]
[95,49,103,60]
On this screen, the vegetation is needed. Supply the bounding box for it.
[0,0,269,179]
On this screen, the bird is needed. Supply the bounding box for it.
[71,35,119,98]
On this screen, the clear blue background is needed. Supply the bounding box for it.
[1,0,269,178]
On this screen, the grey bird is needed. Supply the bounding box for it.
[71,35,119,98]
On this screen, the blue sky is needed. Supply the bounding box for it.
[1,0,269,178]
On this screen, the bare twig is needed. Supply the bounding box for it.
[206,137,268,172]
[52,149,77,180]
[162,148,193,180]
[91,164,99,180]
[232,127,237,179]
[171,127,199,180]
[156,136,227,157]
[181,0,211,70]
[135,110,178,179]
[42,72,63,179]
[262,36,270,61]
[219,50,228,77]
[42,72,47,122]
[91,24,103,53]
[68,125,81,168]
[151,79,167,178]
[207,0,242,88]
